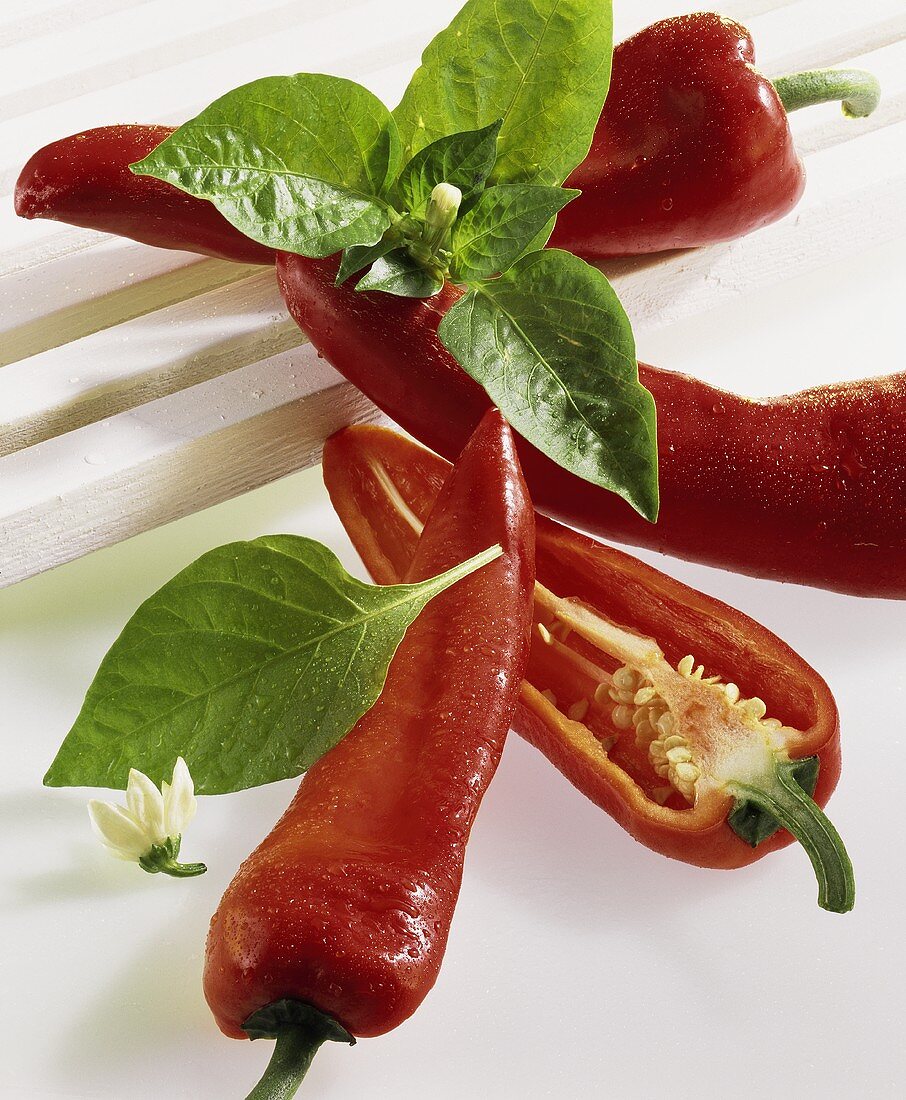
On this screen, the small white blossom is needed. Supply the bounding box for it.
[88,758,205,878]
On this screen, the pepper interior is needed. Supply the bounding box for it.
[527,583,805,812]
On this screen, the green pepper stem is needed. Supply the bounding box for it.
[772,69,881,119]
[246,1026,326,1100]
[730,760,855,914]
[242,1002,354,1100]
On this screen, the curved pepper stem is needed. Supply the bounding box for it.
[243,1000,355,1100]
[772,69,881,119]
[729,759,855,914]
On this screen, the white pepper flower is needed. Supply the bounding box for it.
[88,757,206,878]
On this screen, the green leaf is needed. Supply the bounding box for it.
[45,537,501,794]
[132,73,400,257]
[356,250,443,297]
[336,238,398,285]
[450,184,578,281]
[438,249,658,521]
[396,120,502,216]
[393,0,613,186]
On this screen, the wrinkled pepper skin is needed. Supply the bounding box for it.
[277,251,906,598]
[14,125,274,265]
[204,410,534,1040]
[322,423,842,871]
[551,14,805,257]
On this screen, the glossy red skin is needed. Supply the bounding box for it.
[203,410,534,1040]
[277,251,906,598]
[14,125,274,265]
[323,423,841,872]
[551,13,805,257]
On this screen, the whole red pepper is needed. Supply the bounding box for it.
[550,13,881,257]
[14,18,878,263]
[204,410,534,1095]
[322,422,854,913]
[14,124,274,265]
[277,251,906,598]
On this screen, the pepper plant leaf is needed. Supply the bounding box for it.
[396,120,503,216]
[132,73,400,257]
[439,249,659,521]
[450,184,579,281]
[356,250,444,298]
[45,537,501,794]
[336,238,399,286]
[393,0,613,187]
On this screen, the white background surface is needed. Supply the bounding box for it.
[2,1,905,1097]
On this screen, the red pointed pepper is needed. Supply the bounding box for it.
[14,124,273,265]
[276,251,906,598]
[322,422,854,913]
[550,13,881,257]
[203,410,534,1095]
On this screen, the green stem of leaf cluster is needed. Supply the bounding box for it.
[728,759,855,914]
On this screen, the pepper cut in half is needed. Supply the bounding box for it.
[323,423,854,914]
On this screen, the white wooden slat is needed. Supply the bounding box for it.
[0,351,382,589]
[1,251,251,367]
[758,2,906,76]
[0,0,157,49]
[0,270,299,455]
[0,0,440,126]
[1,0,363,112]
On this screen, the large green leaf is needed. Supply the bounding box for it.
[450,184,578,281]
[393,0,613,186]
[439,249,658,521]
[45,537,500,794]
[132,74,400,257]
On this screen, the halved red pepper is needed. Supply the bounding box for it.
[204,410,535,1095]
[278,251,906,599]
[322,422,854,913]
[551,13,881,257]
